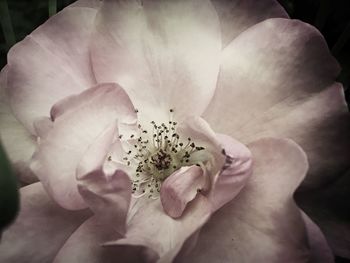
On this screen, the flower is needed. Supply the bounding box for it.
[0,0,349,262]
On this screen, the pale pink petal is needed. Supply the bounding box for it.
[211,0,288,47]
[54,216,157,263]
[160,165,207,218]
[90,0,221,122]
[76,122,118,179]
[107,195,212,261]
[237,83,350,189]
[5,3,99,133]
[183,138,318,262]
[0,182,91,263]
[208,133,252,211]
[177,117,252,211]
[204,18,348,188]
[30,83,137,210]
[0,66,37,184]
[302,212,334,263]
[33,116,53,140]
[78,169,132,236]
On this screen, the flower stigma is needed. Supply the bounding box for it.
[108,109,206,199]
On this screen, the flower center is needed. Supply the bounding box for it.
[109,109,206,199]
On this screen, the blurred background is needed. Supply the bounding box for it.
[0,0,349,262]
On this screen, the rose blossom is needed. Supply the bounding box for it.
[0,0,349,262]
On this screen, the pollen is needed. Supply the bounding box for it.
[115,109,205,199]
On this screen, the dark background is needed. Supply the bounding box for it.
[0,0,349,262]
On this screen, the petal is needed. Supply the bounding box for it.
[107,195,212,262]
[78,169,132,236]
[53,217,156,263]
[208,133,252,211]
[204,18,347,188]
[5,3,99,133]
[160,165,207,218]
[90,0,221,122]
[211,0,288,47]
[177,117,253,211]
[184,138,315,262]
[0,182,91,263]
[30,83,137,210]
[0,66,37,184]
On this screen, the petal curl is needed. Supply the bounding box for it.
[211,0,288,47]
[183,138,320,263]
[0,183,91,263]
[204,18,348,188]
[30,83,137,210]
[5,2,99,133]
[160,165,207,218]
[90,0,221,123]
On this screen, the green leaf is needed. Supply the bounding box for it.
[0,142,19,232]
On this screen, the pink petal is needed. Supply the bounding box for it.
[107,195,212,261]
[0,182,90,263]
[5,3,99,133]
[90,0,221,122]
[183,138,319,262]
[0,66,37,184]
[53,217,157,263]
[204,18,347,188]
[177,117,252,211]
[160,165,207,218]
[211,0,288,47]
[78,169,132,236]
[208,133,252,211]
[30,83,137,210]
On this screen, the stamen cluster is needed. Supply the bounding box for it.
[109,109,205,199]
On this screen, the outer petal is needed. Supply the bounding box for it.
[183,138,328,262]
[0,66,37,184]
[30,83,137,210]
[0,182,91,263]
[204,18,348,188]
[53,217,156,263]
[211,0,288,47]
[5,2,99,133]
[90,0,221,123]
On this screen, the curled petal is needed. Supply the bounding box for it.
[30,83,136,210]
[208,133,252,211]
[160,165,207,218]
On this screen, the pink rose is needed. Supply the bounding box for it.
[0,0,349,262]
